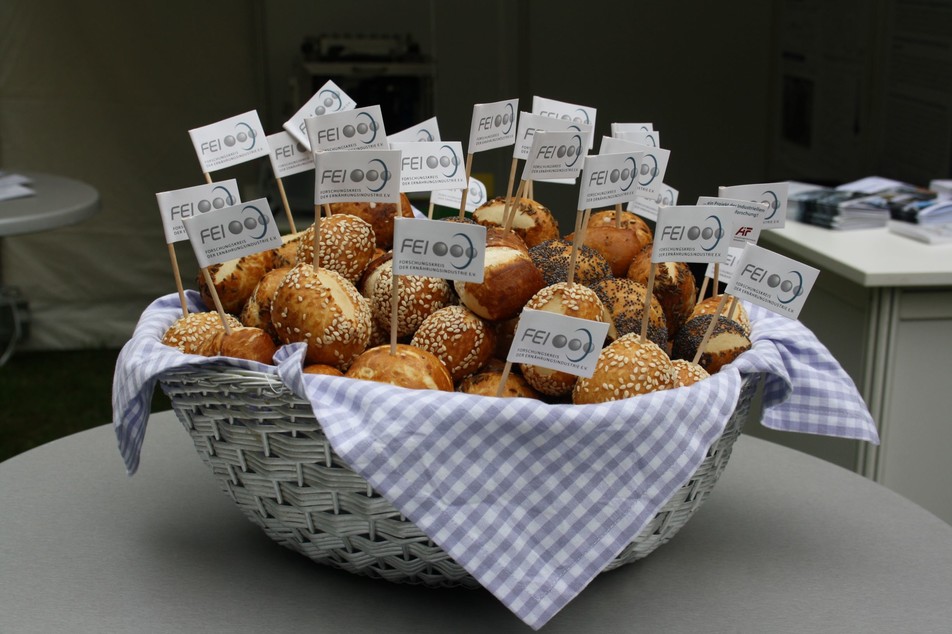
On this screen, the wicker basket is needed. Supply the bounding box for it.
[160,367,763,587]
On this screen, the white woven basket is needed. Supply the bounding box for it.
[160,368,763,587]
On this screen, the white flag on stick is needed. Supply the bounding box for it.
[719,182,790,229]
[522,130,587,182]
[284,79,357,150]
[182,198,282,269]
[651,205,732,263]
[304,105,388,153]
[468,98,519,153]
[725,244,819,320]
[156,180,240,244]
[313,149,402,204]
[189,110,269,173]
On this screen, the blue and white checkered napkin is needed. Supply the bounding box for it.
[113,292,877,630]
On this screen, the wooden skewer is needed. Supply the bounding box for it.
[692,293,731,364]
[275,177,297,234]
[495,360,514,398]
[639,263,657,341]
[167,244,189,317]
[458,153,475,218]
[200,266,232,334]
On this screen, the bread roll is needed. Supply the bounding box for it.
[302,364,344,376]
[345,343,454,391]
[330,193,414,249]
[370,266,456,340]
[410,305,496,381]
[472,196,559,248]
[458,365,542,399]
[273,230,307,269]
[590,277,668,348]
[162,311,241,355]
[195,326,278,364]
[528,239,612,288]
[588,209,653,244]
[670,358,710,387]
[671,314,752,375]
[572,334,677,404]
[239,266,291,338]
[519,282,611,398]
[627,254,697,340]
[570,223,651,278]
[271,263,372,369]
[294,215,377,284]
[690,294,751,336]
[198,248,275,315]
[454,245,544,321]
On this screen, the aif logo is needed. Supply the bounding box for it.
[399,232,479,271]
[638,153,661,186]
[312,88,346,116]
[521,325,597,363]
[314,111,380,146]
[200,122,258,155]
[402,144,461,178]
[660,215,725,252]
[199,203,270,244]
[760,189,781,220]
[321,158,392,193]
[740,263,804,304]
[536,133,584,168]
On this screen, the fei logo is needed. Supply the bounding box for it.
[523,130,586,181]
[719,182,789,229]
[304,105,388,153]
[726,243,819,319]
[579,151,643,209]
[182,197,282,269]
[652,205,732,263]
[155,180,240,244]
[468,98,519,152]
[314,149,401,204]
[390,141,466,193]
[638,153,661,186]
[508,309,609,377]
[392,217,486,282]
[189,110,269,172]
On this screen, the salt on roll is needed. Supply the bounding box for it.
[410,305,496,382]
[294,215,377,284]
[162,311,242,355]
[572,333,677,405]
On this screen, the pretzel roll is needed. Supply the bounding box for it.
[294,215,377,284]
[458,365,542,399]
[358,251,393,298]
[370,267,456,340]
[302,363,344,377]
[671,314,751,375]
[590,277,668,348]
[198,248,275,315]
[271,263,372,369]
[588,209,653,244]
[330,193,414,249]
[410,305,496,382]
[670,358,711,388]
[572,334,677,405]
[162,311,241,355]
[519,282,611,398]
[472,196,559,248]
[345,343,453,391]
[690,294,751,336]
[528,239,612,288]
[568,223,652,278]
[454,245,544,321]
[239,266,291,338]
[196,326,278,365]
[627,255,697,339]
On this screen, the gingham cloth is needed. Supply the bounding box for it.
[113,291,878,629]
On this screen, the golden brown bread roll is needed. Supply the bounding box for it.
[472,196,559,248]
[519,282,612,398]
[162,311,242,355]
[294,215,377,284]
[330,193,414,250]
[627,253,697,340]
[568,224,651,278]
[239,266,291,338]
[410,305,496,382]
[302,363,345,376]
[454,245,544,321]
[369,265,456,340]
[273,230,306,269]
[195,326,278,364]
[690,294,751,337]
[670,358,710,387]
[572,334,677,404]
[345,343,454,391]
[587,209,653,243]
[270,263,372,369]
[457,364,542,399]
[528,239,612,288]
[671,314,752,375]
[197,248,275,315]
[590,277,668,348]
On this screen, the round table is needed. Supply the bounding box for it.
[0,171,100,236]
[3,412,951,633]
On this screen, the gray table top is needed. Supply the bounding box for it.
[0,171,100,236]
[3,411,951,633]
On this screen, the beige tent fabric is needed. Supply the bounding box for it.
[1,1,262,348]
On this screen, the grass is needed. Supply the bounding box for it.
[0,349,170,462]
